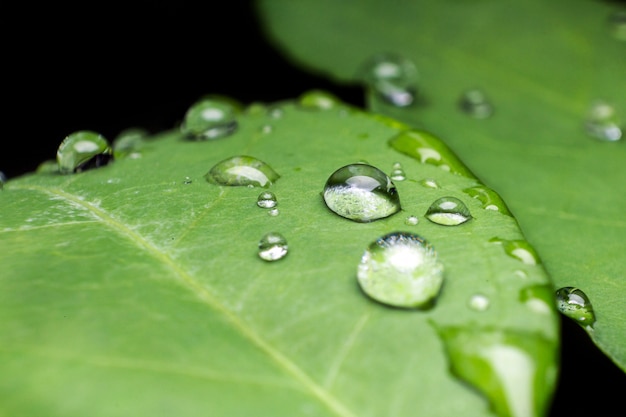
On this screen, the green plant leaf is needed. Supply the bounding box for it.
[255,0,626,371]
[1,94,558,417]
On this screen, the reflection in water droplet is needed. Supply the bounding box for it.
[584,100,622,141]
[357,231,444,308]
[555,287,596,329]
[112,127,148,158]
[205,156,280,188]
[258,232,288,261]
[608,9,626,41]
[436,326,557,417]
[56,130,113,174]
[268,208,280,217]
[358,52,418,107]
[257,191,278,208]
[468,294,490,311]
[491,238,541,265]
[405,215,419,225]
[520,285,553,316]
[425,197,472,226]
[298,90,341,110]
[323,163,401,222]
[463,185,512,216]
[458,89,494,119]
[180,98,238,140]
[419,178,440,189]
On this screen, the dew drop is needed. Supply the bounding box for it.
[180,98,238,140]
[258,232,288,261]
[205,155,280,188]
[183,176,193,184]
[584,99,622,141]
[608,9,626,41]
[260,124,273,134]
[322,163,401,222]
[555,287,596,328]
[405,215,419,225]
[268,208,280,217]
[298,90,342,110]
[112,127,148,158]
[419,178,440,189]
[425,197,472,226]
[358,52,419,107]
[257,191,277,208]
[268,107,284,119]
[491,238,541,265]
[458,88,494,119]
[56,130,113,174]
[357,231,444,308]
[463,185,512,216]
[390,162,406,181]
[520,285,554,316]
[468,294,490,311]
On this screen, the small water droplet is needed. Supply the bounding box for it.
[268,208,280,217]
[425,197,472,226]
[358,52,419,107]
[205,155,280,188]
[357,231,444,308]
[298,90,342,110]
[491,238,541,265]
[390,162,406,181]
[257,191,278,208]
[180,98,238,140]
[584,99,622,141]
[608,9,626,41]
[112,127,148,158]
[260,124,273,134]
[183,176,193,184]
[268,107,284,119]
[323,163,401,222]
[405,215,419,225]
[419,178,440,189]
[468,293,490,311]
[463,185,512,216]
[458,88,494,119]
[555,287,596,328]
[520,285,554,315]
[258,232,288,261]
[56,130,113,174]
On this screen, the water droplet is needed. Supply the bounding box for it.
[36,160,59,174]
[56,130,113,174]
[608,9,626,41]
[405,215,419,225]
[520,285,554,315]
[463,185,512,216]
[357,231,444,308]
[419,178,440,189]
[458,88,494,119]
[268,107,284,119]
[257,191,277,208]
[358,52,418,107]
[260,124,273,134]
[436,326,557,417]
[468,293,490,311]
[584,99,622,141]
[205,155,280,188]
[322,163,401,222]
[555,287,596,328]
[258,232,288,261]
[268,208,280,217]
[425,197,472,226]
[390,162,406,181]
[491,238,541,265]
[183,176,193,184]
[298,90,341,110]
[180,98,238,140]
[112,127,148,158]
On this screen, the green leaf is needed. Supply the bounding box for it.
[1,94,558,417]
[255,0,626,370]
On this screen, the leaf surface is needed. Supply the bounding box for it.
[0,96,559,416]
[255,0,626,370]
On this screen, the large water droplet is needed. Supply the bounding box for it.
[257,191,278,208]
[205,156,280,188]
[584,100,622,141]
[357,231,444,308]
[491,238,541,265]
[298,90,342,110]
[322,163,401,222]
[56,130,113,174]
[258,232,288,261]
[463,185,512,216]
[180,98,238,140]
[458,88,494,119]
[425,197,472,226]
[358,52,419,107]
[436,326,557,417]
[555,287,596,328]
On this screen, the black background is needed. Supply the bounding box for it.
[3,1,625,415]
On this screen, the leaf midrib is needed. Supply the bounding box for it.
[13,183,358,417]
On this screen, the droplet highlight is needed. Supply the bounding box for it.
[358,52,419,107]
[458,88,494,119]
[555,287,596,328]
[258,232,288,261]
[205,155,280,188]
[425,197,472,226]
[468,294,490,311]
[56,130,113,174]
[322,163,401,222]
[584,100,622,141]
[257,191,278,208]
[357,231,444,308]
[180,98,238,140]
